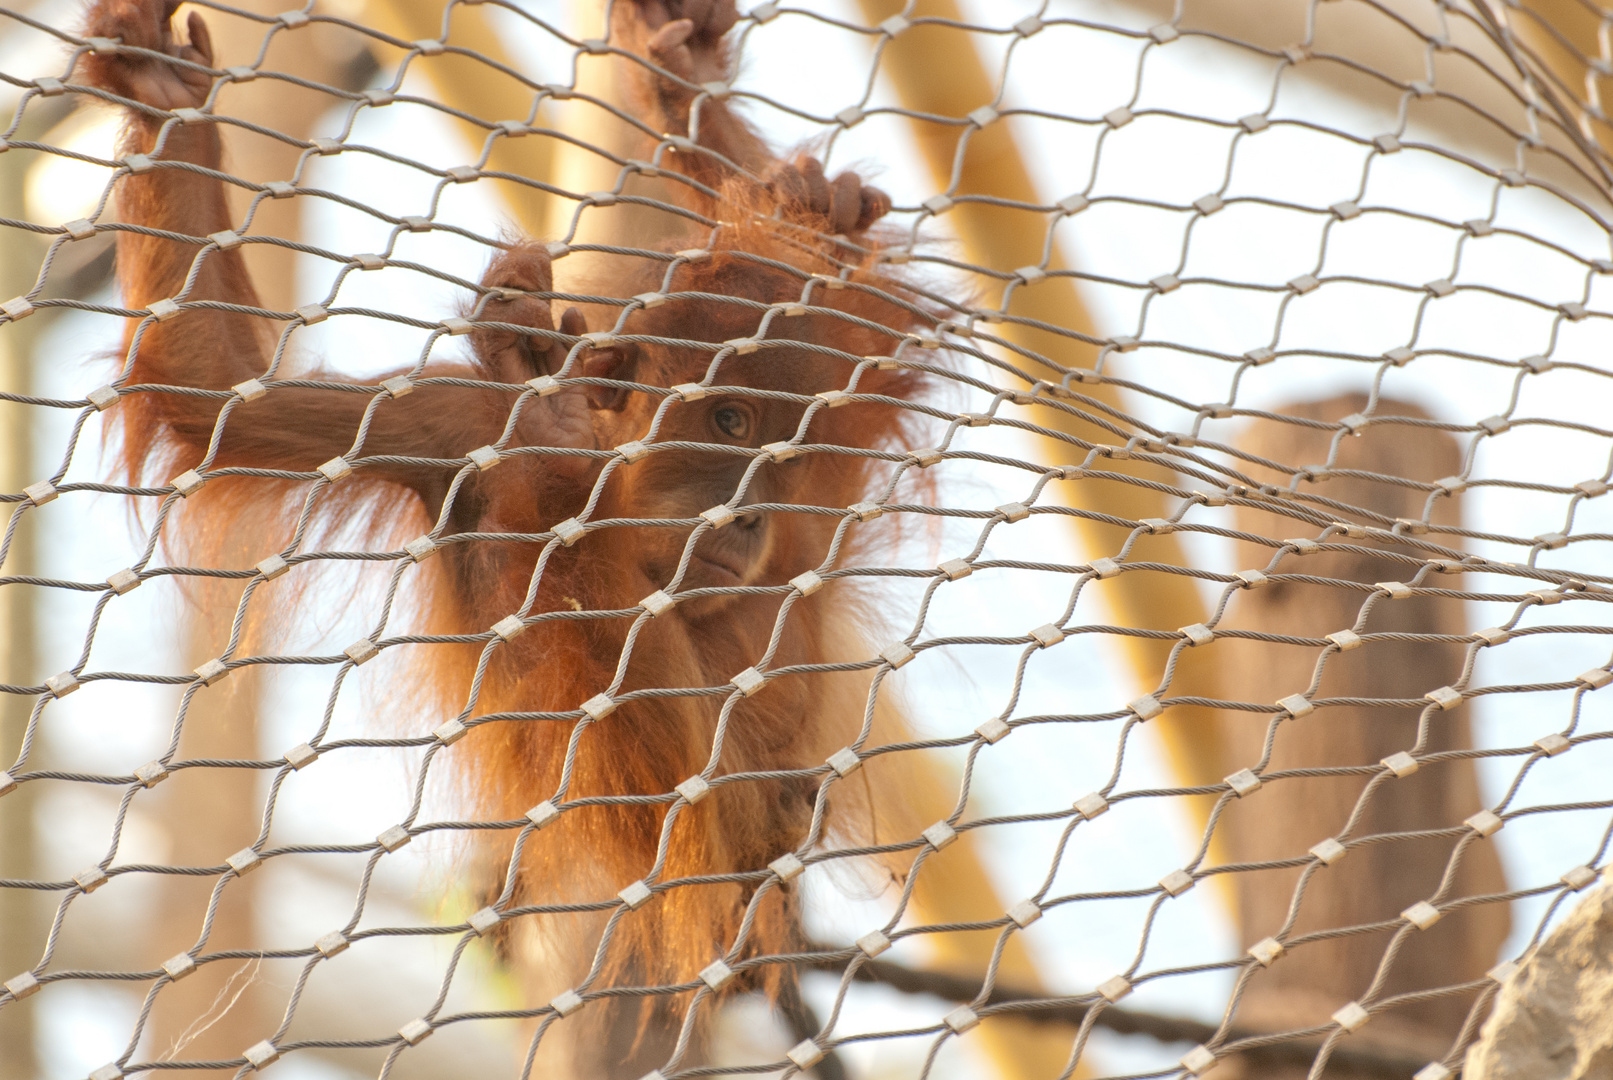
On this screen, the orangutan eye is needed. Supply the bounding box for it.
[711,404,752,441]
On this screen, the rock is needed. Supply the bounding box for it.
[1465,880,1613,1080]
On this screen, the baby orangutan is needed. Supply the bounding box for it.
[78,0,932,1073]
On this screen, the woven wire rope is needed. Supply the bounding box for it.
[3,1,1613,1079]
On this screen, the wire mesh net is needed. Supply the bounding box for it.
[3,1,1613,1078]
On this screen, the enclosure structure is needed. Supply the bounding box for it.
[3,1,1613,1078]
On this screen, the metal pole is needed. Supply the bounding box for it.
[0,95,52,1080]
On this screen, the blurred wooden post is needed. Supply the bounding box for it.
[133,5,365,1060]
[1204,396,1509,1075]
[0,95,60,1080]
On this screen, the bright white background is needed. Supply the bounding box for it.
[6,0,1613,1076]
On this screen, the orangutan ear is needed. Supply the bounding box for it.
[583,343,638,411]
[542,305,588,376]
[557,307,638,411]
[468,242,564,382]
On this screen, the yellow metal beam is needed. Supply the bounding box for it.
[842,12,1190,1074]
[855,0,1224,794]
[359,0,557,236]
[1503,0,1613,171]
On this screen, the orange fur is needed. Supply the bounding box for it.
[78,0,940,1072]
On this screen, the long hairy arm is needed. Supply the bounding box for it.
[611,0,891,236]
[76,2,580,507]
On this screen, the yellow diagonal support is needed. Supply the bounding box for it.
[1502,0,1613,173]
[360,0,556,236]
[855,1,1226,800]
[844,11,1201,1074]
[902,763,1087,1078]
